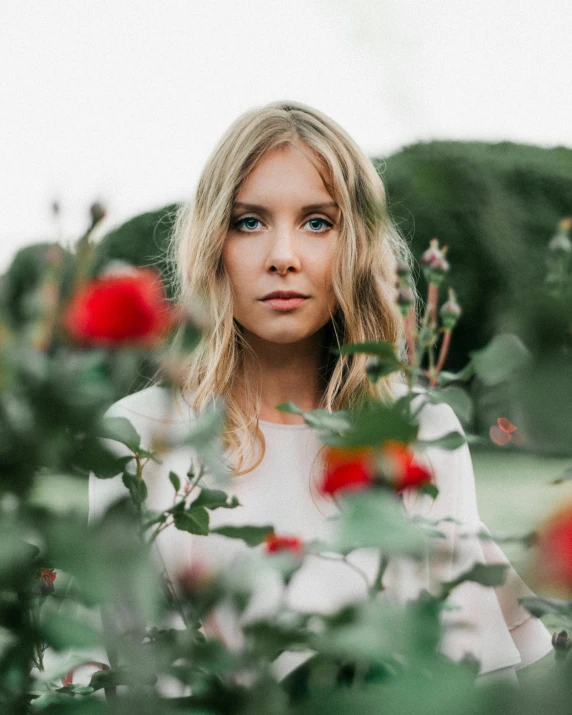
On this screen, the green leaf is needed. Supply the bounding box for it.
[169,471,181,492]
[416,431,466,450]
[469,333,531,386]
[323,401,418,448]
[519,596,572,619]
[39,613,102,651]
[192,487,240,510]
[275,403,352,432]
[441,562,509,598]
[122,472,148,507]
[426,386,473,424]
[99,416,141,451]
[438,362,476,386]
[210,524,274,546]
[334,340,401,362]
[334,490,427,556]
[174,507,210,535]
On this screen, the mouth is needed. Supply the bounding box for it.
[260,293,309,311]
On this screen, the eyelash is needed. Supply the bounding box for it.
[232,216,334,234]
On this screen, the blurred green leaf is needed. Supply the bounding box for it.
[416,431,466,450]
[174,507,210,535]
[168,471,180,492]
[275,403,351,432]
[519,596,572,619]
[210,525,274,546]
[191,487,240,510]
[426,387,473,424]
[322,401,417,448]
[99,416,141,452]
[39,612,102,651]
[469,334,531,386]
[333,490,426,556]
[441,562,508,599]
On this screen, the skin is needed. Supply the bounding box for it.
[222,142,341,424]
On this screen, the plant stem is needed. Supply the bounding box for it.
[368,553,389,598]
[431,329,452,386]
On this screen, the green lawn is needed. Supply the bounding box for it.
[472,447,572,637]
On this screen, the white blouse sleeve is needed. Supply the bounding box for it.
[398,400,553,677]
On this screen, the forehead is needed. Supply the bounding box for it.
[235,144,334,204]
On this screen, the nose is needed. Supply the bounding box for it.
[264,225,301,275]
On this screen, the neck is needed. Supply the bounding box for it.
[237,329,326,424]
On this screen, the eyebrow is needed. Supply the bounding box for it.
[232,201,339,214]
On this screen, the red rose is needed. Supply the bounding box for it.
[35,568,56,595]
[381,440,432,492]
[320,446,375,497]
[63,268,176,346]
[264,533,304,555]
[532,505,572,594]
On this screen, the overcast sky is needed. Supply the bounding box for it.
[1,0,570,270]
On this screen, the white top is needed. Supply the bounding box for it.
[89,384,553,684]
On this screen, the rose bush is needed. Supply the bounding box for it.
[1,209,571,714]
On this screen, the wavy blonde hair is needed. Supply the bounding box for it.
[169,100,415,475]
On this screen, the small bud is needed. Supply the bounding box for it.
[396,258,410,279]
[421,239,450,286]
[396,286,414,316]
[548,218,572,255]
[35,568,56,595]
[552,630,569,650]
[89,201,106,227]
[439,288,461,330]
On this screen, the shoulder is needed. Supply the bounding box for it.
[390,380,464,442]
[104,384,196,447]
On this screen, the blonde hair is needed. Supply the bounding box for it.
[169,100,415,475]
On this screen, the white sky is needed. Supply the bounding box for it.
[1,0,570,270]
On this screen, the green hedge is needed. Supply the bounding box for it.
[378,140,572,368]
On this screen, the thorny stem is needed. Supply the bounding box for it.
[431,329,452,386]
[427,283,439,325]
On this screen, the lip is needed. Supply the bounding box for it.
[261,291,309,300]
[260,296,308,311]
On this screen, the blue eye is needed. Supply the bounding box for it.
[306,218,333,232]
[233,216,333,233]
[234,217,261,232]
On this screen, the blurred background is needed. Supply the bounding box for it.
[2,0,572,589]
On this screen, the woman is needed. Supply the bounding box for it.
[89,100,553,686]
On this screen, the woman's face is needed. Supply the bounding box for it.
[222,143,340,347]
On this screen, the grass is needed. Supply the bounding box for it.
[472,446,572,637]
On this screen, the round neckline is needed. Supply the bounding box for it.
[258,419,312,430]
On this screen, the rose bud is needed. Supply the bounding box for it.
[89,201,106,227]
[264,533,304,555]
[396,286,414,316]
[320,446,376,497]
[532,503,572,596]
[421,239,450,286]
[35,568,56,595]
[548,218,572,256]
[63,268,177,347]
[381,440,432,492]
[439,288,462,331]
[396,258,410,279]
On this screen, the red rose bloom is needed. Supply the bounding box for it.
[35,568,57,595]
[381,440,432,492]
[264,533,304,555]
[63,268,175,346]
[320,446,375,497]
[533,505,572,594]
